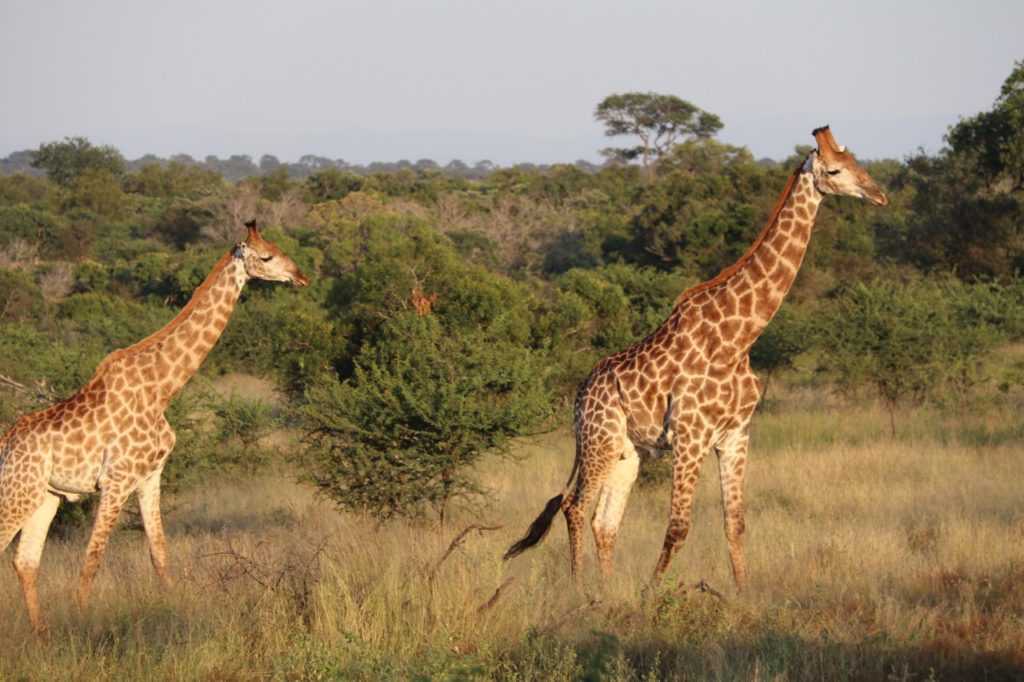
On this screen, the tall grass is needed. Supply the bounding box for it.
[1,396,1021,680]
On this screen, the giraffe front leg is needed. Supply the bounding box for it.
[77,481,133,608]
[137,419,175,588]
[717,425,750,591]
[137,471,171,588]
[591,439,640,579]
[13,493,61,632]
[652,430,711,583]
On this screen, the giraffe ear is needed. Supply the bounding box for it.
[244,219,260,244]
[811,125,842,160]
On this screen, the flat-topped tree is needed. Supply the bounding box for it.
[595,92,722,182]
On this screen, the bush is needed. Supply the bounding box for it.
[815,278,1003,433]
[0,269,44,322]
[301,312,550,522]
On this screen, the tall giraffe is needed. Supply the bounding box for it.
[0,221,308,630]
[506,126,887,587]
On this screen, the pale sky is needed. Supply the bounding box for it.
[1,0,1021,165]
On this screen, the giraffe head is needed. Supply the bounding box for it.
[233,220,310,286]
[808,126,888,206]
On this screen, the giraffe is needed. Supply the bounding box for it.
[0,221,308,630]
[506,126,887,588]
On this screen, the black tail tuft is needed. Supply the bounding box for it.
[504,493,564,560]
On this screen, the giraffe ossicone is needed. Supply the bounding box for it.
[0,220,308,631]
[506,126,887,588]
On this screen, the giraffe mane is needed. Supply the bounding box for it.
[673,158,806,306]
[94,251,235,372]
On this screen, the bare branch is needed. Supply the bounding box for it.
[476,576,516,613]
[428,523,503,581]
[0,374,27,392]
[541,598,602,633]
[670,578,728,603]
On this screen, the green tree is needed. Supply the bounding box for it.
[626,167,760,275]
[301,312,549,523]
[0,269,45,322]
[897,61,1024,280]
[595,92,723,181]
[946,59,1024,192]
[30,136,125,188]
[123,161,224,200]
[815,278,1002,435]
[66,167,128,218]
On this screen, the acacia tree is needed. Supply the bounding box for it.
[299,221,551,524]
[301,312,549,524]
[815,279,1000,436]
[30,136,125,187]
[595,92,722,182]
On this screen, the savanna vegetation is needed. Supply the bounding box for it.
[0,63,1021,679]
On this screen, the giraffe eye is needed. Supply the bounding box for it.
[827,169,841,176]
[260,255,274,262]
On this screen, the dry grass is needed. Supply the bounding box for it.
[1,396,1022,680]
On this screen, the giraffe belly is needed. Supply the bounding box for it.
[47,437,109,495]
[623,400,672,452]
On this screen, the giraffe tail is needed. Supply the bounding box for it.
[503,453,580,561]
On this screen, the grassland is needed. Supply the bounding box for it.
[1,389,1021,680]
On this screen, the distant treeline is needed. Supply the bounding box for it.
[0,148,607,182]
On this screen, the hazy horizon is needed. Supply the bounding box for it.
[2,1,1020,166]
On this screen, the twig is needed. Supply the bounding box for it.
[428,523,502,582]
[694,579,727,603]
[670,578,728,603]
[0,373,26,391]
[477,576,516,614]
[541,598,602,633]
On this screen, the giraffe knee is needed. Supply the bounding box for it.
[592,523,617,546]
[564,503,584,527]
[12,553,37,574]
[665,518,690,545]
[725,510,745,538]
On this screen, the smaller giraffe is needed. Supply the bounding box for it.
[506,126,887,587]
[0,221,308,631]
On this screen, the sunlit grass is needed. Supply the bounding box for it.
[1,391,1022,679]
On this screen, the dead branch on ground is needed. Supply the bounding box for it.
[427,523,502,582]
[541,598,602,634]
[477,577,516,614]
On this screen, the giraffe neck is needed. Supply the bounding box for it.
[662,158,822,358]
[714,162,821,350]
[95,251,248,407]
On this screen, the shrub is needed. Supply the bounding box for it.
[301,312,550,522]
[815,278,1003,433]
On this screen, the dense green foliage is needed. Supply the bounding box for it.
[1,63,1022,520]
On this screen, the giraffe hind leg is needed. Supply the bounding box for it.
[591,438,640,579]
[563,432,626,578]
[0,443,56,630]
